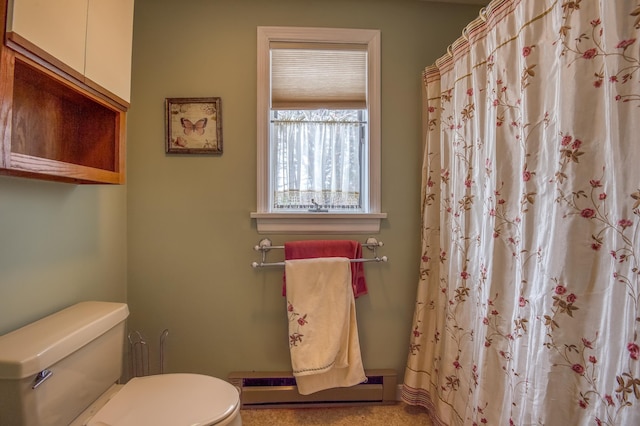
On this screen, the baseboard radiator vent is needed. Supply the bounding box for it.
[228,369,396,408]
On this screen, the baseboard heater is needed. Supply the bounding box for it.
[228,369,397,408]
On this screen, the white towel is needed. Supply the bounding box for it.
[284,257,367,395]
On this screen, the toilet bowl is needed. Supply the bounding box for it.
[0,301,242,426]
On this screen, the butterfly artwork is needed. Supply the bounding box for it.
[166,97,223,154]
[180,117,208,136]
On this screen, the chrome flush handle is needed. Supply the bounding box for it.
[32,369,53,389]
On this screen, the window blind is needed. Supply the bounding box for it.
[270,42,367,110]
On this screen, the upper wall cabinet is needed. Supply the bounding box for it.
[7,0,87,76]
[5,0,134,104]
[0,0,134,184]
[85,0,134,104]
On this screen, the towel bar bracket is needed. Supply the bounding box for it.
[254,238,273,252]
[365,237,383,249]
[254,238,273,266]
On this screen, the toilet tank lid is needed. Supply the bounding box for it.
[0,301,129,379]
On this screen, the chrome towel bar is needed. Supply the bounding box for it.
[251,237,388,268]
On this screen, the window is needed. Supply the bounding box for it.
[252,27,386,233]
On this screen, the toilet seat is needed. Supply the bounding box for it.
[85,373,241,426]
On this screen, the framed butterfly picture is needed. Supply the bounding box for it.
[165,97,223,154]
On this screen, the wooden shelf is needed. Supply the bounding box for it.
[0,53,126,184]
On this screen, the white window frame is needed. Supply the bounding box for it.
[251,26,386,234]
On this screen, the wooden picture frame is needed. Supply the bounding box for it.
[165,97,223,154]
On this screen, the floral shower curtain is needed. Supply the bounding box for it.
[402,0,640,425]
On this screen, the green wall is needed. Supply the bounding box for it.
[0,0,481,382]
[127,0,481,379]
[0,177,127,334]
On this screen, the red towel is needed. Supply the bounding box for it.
[283,240,368,298]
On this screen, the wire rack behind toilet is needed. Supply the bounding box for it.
[128,329,169,378]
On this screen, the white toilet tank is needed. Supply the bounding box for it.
[0,301,129,426]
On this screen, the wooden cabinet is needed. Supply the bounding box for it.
[85,0,134,103]
[6,0,134,103]
[6,0,87,76]
[0,0,133,184]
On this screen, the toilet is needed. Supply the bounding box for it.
[0,301,242,426]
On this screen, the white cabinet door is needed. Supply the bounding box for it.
[7,0,88,74]
[85,0,134,102]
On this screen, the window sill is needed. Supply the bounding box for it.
[250,212,387,234]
